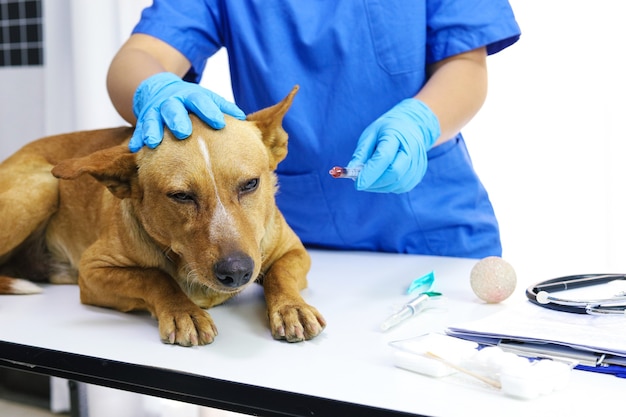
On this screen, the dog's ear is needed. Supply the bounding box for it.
[246,85,299,169]
[51,145,137,199]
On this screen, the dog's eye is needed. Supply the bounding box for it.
[168,192,196,203]
[240,178,259,194]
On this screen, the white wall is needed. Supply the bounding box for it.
[43,0,147,136]
[41,0,227,138]
[464,0,626,285]
[0,0,133,162]
[0,67,45,159]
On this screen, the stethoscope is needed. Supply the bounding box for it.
[526,274,626,315]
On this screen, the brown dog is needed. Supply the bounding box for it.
[0,86,325,346]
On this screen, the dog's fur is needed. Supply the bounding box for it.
[0,86,325,345]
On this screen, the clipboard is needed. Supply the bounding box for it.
[446,301,626,377]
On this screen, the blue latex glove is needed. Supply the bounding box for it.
[130,72,246,152]
[349,98,440,193]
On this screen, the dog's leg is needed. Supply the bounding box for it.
[262,248,326,342]
[247,86,325,341]
[79,254,218,346]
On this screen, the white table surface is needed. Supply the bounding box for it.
[0,249,621,416]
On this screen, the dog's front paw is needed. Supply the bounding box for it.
[268,302,326,342]
[158,308,217,346]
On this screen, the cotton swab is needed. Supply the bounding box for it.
[425,351,502,389]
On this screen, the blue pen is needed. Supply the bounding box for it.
[575,364,626,378]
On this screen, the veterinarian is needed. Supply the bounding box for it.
[107,1,521,259]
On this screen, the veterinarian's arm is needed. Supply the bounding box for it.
[107,34,245,152]
[108,34,191,124]
[349,47,488,193]
[417,47,488,146]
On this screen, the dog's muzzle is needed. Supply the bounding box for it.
[213,252,255,288]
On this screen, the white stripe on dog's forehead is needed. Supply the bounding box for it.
[197,139,239,239]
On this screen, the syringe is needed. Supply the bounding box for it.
[380,291,442,331]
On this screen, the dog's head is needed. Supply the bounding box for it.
[52,86,299,300]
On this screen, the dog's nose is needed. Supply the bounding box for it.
[214,252,255,288]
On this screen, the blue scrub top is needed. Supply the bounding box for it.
[133,0,521,258]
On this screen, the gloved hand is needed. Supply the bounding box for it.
[348,98,440,193]
[130,72,246,152]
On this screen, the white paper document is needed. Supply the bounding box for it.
[446,302,626,362]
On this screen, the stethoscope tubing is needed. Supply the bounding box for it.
[526,274,626,315]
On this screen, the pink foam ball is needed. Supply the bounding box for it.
[470,256,517,303]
